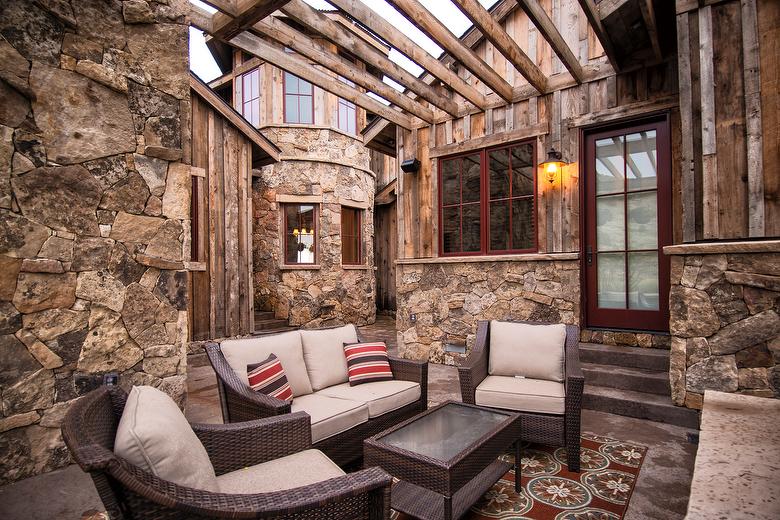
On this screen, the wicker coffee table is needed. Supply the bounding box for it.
[364,401,521,520]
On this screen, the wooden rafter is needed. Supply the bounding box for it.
[253,17,435,122]
[280,0,460,116]
[212,0,292,40]
[451,0,547,93]
[577,0,620,70]
[230,32,413,129]
[190,3,214,32]
[638,0,663,62]
[385,0,515,103]
[516,0,584,83]
[200,0,238,17]
[327,0,488,109]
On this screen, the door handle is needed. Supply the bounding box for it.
[586,246,593,266]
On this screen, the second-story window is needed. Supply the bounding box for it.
[284,72,314,124]
[337,77,357,134]
[240,68,260,127]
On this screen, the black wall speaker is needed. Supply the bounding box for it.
[400,158,420,173]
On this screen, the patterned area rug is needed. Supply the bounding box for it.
[393,433,647,520]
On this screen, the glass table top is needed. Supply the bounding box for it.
[378,403,512,462]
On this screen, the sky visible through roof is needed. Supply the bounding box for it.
[189,0,499,100]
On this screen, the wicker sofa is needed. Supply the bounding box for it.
[206,324,428,467]
[61,385,392,519]
[458,320,583,472]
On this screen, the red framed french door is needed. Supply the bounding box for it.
[583,117,672,331]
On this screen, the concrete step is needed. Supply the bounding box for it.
[253,318,291,331]
[582,362,671,395]
[579,342,670,371]
[254,311,275,321]
[583,385,700,429]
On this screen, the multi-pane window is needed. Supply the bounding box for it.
[439,141,536,256]
[239,68,260,127]
[337,77,357,134]
[341,207,362,265]
[283,72,314,124]
[284,204,317,264]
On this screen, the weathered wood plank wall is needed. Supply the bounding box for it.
[396,0,681,259]
[676,0,779,241]
[190,93,255,340]
[371,150,398,311]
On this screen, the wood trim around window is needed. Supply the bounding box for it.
[437,139,538,257]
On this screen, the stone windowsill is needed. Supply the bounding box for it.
[396,252,579,265]
[279,264,320,270]
[342,264,374,270]
[663,240,780,255]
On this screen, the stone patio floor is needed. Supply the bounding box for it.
[0,316,698,519]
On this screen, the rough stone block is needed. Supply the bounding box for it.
[686,356,738,394]
[12,272,77,313]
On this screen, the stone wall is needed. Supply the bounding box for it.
[580,329,671,349]
[668,251,780,409]
[396,257,580,364]
[252,127,376,328]
[0,0,190,484]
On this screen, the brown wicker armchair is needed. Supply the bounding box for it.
[61,386,392,519]
[458,320,583,472]
[205,327,428,468]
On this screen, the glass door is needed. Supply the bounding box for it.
[584,118,671,331]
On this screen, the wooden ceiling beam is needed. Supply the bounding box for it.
[451,0,547,93]
[516,0,584,83]
[577,0,621,70]
[199,0,238,17]
[638,0,663,62]
[212,0,292,40]
[252,17,435,123]
[385,0,515,103]
[189,4,215,32]
[230,32,413,130]
[280,0,460,117]
[326,0,488,109]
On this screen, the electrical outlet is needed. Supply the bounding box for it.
[410,313,417,323]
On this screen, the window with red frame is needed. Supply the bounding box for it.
[439,141,536,256]
[283,72,314,124]
[337,77,357,134]
[283,204,317,264]
[341,207,362,264]
[239,68,260,127]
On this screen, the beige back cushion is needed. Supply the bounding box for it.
[115,386,218,492]
[221,331,313,397]
[300,324,358,391]
[488,321,566,382]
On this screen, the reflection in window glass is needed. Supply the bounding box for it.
[284,204,316,264]
[240,69,260,127]
[284,72,314,124]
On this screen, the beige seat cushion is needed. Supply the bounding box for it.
[475,375,565,414]
[115,386,218,491]
[216,449,344,494]
[317,380,421,418]
[221,331,313,397]
[300,324,358,391]
[291,393,368,443]
[489,321,566,382]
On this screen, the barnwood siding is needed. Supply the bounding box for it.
[190,93,255,340]
[371,149,399,311]
[676,0,779,241]
[396,0,681,259]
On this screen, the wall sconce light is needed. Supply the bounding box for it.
[540,148,566,185]
[293,228,300,236]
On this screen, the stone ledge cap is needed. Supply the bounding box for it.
[663,240,780,255]
[396,252,579,265]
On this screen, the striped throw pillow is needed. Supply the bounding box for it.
[247,354,293,402]
[344,342,393,386]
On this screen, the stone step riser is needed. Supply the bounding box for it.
[583,388,700,429]
[254,312,275,321]
[254,319,290,331]
[251,326,297,336]
[579,344,670,371]
[582,364,671,395]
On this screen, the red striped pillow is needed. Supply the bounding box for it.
[247,354,293,402]
[343,342,393,386]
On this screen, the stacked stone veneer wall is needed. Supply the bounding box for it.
[396,257,580,364]
[669,252,780,409]
[580,329,671,349]
[252,127,376,328]
[0,0,190,483]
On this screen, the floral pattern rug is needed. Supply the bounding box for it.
[392,433,647,520]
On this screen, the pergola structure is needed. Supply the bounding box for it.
[188,0,667,146]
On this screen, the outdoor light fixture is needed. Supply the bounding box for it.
[400,158,421,173]
[540,148,566,184]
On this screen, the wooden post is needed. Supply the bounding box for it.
[698,5,719,239]
[677,12,696,243]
